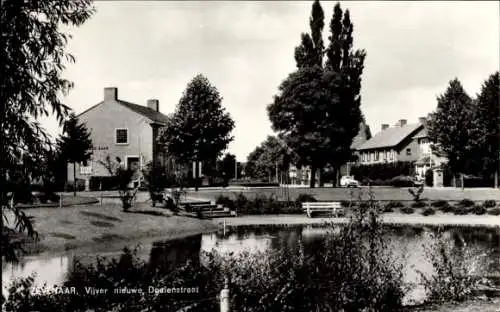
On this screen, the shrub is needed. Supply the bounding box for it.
[142,162,171,207]
[483,200,496,208]
[421,207,436,216]
[419,230,487,302]
[340,200,351,208]
[350,161,414,182]
[400,206,415,214]
[439,203,454,213]
[295,193,316,204]
[383,205,394,213]
[385,201,405,209]
[411,201,428,208]
[65,179,86,193]
[408,184,424,201]
[457,198,474,208]
[472,205,487,215]
[431,200,448,208]
[487,207,500,216]
[453,206,470,215]
[390,176,415,188]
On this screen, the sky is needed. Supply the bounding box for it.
[41,1,500,161]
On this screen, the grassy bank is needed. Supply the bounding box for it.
[11,203,217,257]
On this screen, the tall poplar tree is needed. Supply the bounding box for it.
[474,72,500,187]
[268,1,366,187]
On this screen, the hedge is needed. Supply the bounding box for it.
[350,161,415,182]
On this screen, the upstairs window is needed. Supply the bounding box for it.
[115,128,129,144]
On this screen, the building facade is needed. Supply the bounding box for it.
[68,87,170,186]
[356,119,423,165]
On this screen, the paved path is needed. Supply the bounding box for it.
[214,213,500,228]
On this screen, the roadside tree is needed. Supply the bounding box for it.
[158,74,234,191]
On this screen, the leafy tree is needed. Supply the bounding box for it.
[245,136,296,182]
[1,0,94,263]
[158,74,234,191]
[426,79,479,187]
[268,1,365,187]
[99,156,136,212]
[217,153,237,182]
[473,72,500,187]
[58,113,93,196]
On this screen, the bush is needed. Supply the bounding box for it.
[439,203,454,213]
[411,201,428,208]
[487,207,500,216]
[89,176,117,191]
[483,200,496,208]
[295,193,316,204]
[457,198,475,208]
[425,169,433,187]
[453,206,470,215]
[350,161,414,182]
[421,207,436,216]
[431,200,448,208]
[400,206,415,214]
[385,201,405,209]
[472,205,487,215]
[234,193,249,212]
[419,230,486,302]
[390,176,415,188]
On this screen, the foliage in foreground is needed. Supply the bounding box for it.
[5,190,408,312]
[418,229,490,303]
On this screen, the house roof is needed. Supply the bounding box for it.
[117,100,170,125]
[412,127,428,139]
[77,99,170,125]
[357,123,423,151]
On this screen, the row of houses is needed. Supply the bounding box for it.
[69,87,446,188]
[289,118,447,186]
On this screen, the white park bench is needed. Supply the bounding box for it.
[302,202,344,218]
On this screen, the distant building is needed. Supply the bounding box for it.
[68,87,170,187]
[355,117,447,178]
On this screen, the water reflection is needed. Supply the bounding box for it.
[3,225,499,304]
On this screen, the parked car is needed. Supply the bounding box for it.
[340,176,360,187]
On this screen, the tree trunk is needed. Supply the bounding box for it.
[452,173,456,188]
[335,167,340,188]
[495,171,498,189]
[73,163,77,197]
[318,167,324,187]
[309,165,317,188]
[461,173,464,190]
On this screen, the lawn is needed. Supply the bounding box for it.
[18,195,99,208]
[8,203,217,256]
[185,186,500,202]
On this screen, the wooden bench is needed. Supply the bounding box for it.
[302,202,343,218]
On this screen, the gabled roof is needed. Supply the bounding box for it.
[77,99,170,125]
[413,127,428,139]
[117,100,170,125]
[357,123,423,151]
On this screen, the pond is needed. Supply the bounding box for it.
[2,224,500,306]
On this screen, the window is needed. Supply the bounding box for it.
[374,151,379,161]
[115,128,128,144]
[389,151,394,160]
[406,148,411,156]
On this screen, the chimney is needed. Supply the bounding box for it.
[418,117,426,124]
[147,99,159,112]
[398,119,407,127]
[104,87,118,101]
[381,124,389,131]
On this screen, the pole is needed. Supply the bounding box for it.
[220,277,230,312]
[275,161,278,184]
